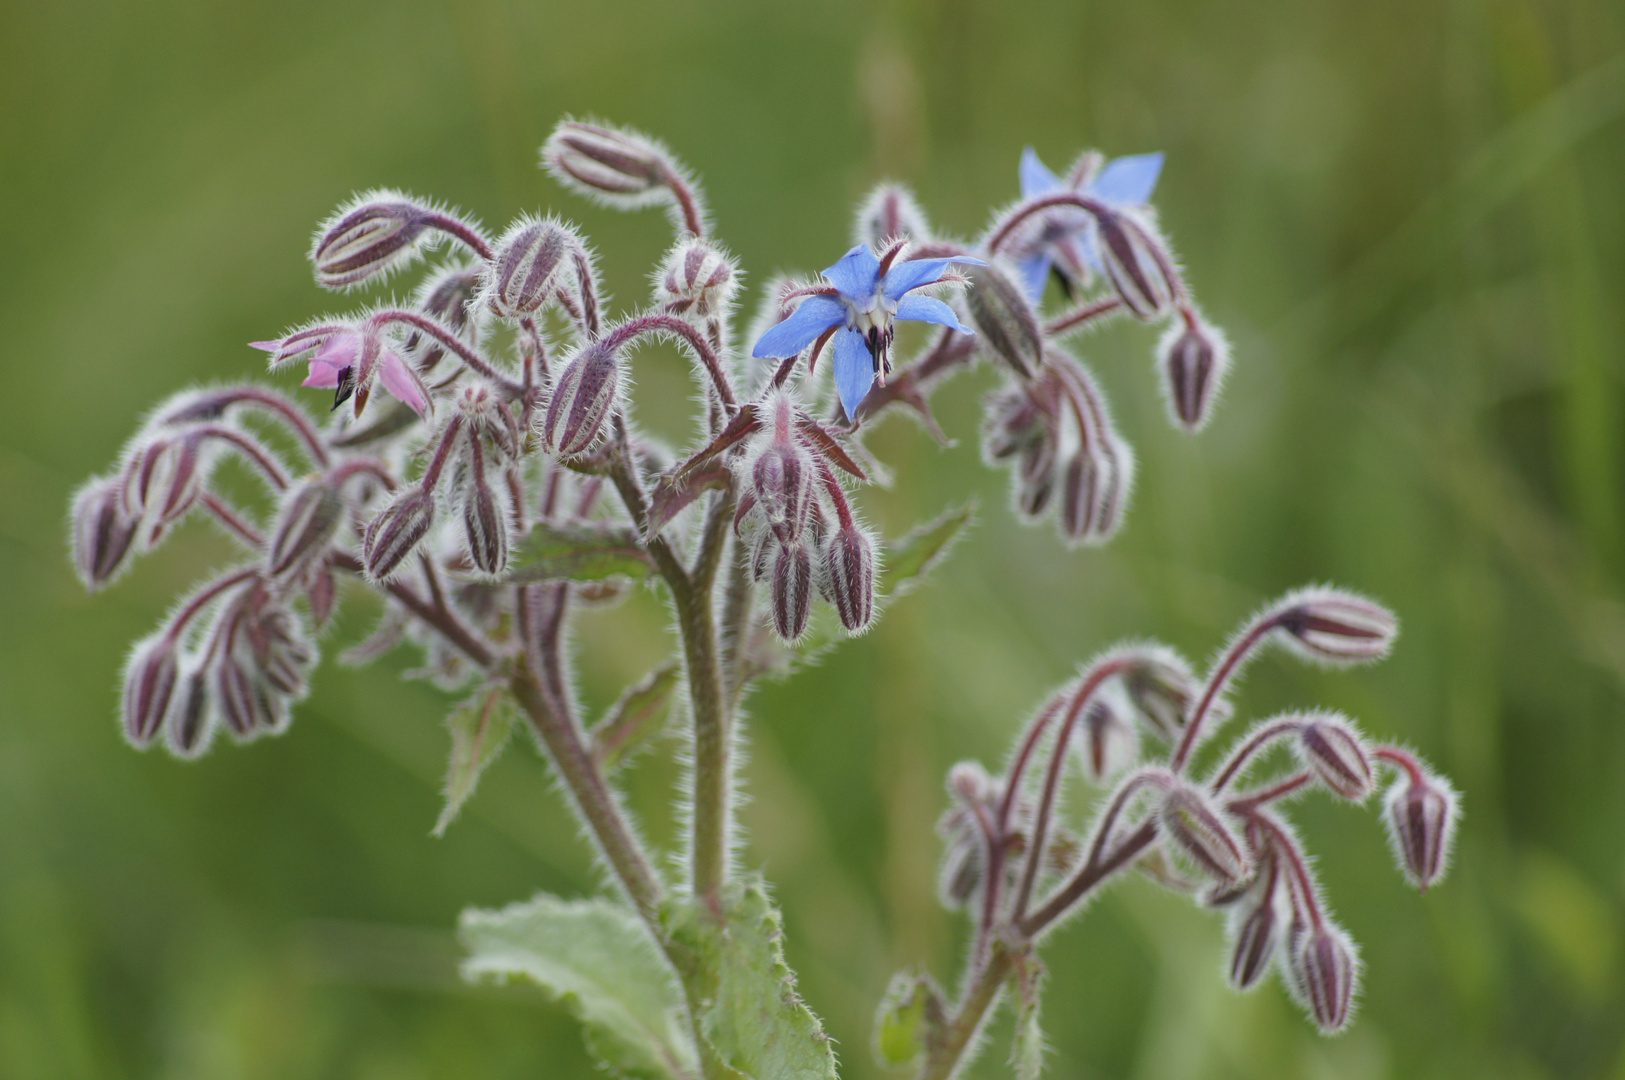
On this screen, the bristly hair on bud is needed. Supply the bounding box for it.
[823,521,877,634]
[1071,688,1141,783]
[540,340,622,458]
[1225,858,1284,991]
[1269,586,1399,667]
[1381,760,1459,892]
[311,189,438,291]
[964,260,1044,380]
[1160,784,1251,884]
[266,477,345,579]
[1294,713,1375,802]
[653,237,740,323]
[121,632,180,748]
[363,488,437,581]
[1287,921,1362,1034]
[71,475,140,591]
[1094,205,1177,321]
[483,215,574,320]
[542,118,708,234]
[770,541,814,642]
[854,183,933,249]
[462,448,510,576]
[1156,309,1231,433]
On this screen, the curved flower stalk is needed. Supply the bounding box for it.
[69,115,1453,1080]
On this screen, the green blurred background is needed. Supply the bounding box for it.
[3,0,1624,1076]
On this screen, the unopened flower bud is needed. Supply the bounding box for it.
[215,652,276,739]
[1157,314,1230,432]
[311,191,433,290]
[1015,439,1057,518]
[1121,649,1198,743]
[1074,694,1140,782]
[656,238,738,319]
[1094,207,1175,321]
[246,606,314,699]
[1058,450,1102,542]
[1228,879,1282,990]
[824,524,876,632]
[486,218,571,318]
[1160,785,1250,884]
[770,542,813,642]
[267,478,345,578]
[543,120,673,206]
[947,760,995,806]
[541,341,621,457]
[1297,716,1375,801]
[121,634,179,747]
[1289,923,1360,1033]
[855,184,932,248]
[306,563,337,628]
[132,434,205,543]
[1273,588,1398,666]
[463,472,510,575]
[168,667,213,758]
[752,443,813,543]
[965,262,1043,380]
[363,488,436,580]
[1382,769,1458,892]
[72,476,139,590]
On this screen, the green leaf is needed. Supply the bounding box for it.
[433,688,519,837]
[880,500,977,598]
[1009,953,1047,1080]
[662,876,838,1080]
[461,894,699,1080]
[591,662,682,771]
[504,522,653,583]
[873,972,945,1067]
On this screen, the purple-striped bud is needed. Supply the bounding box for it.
[965,262,1043,380]
[267,478,345,578]
[541,342,621,458]
[311,191,433,290]
[1074,695,1140,782]
[543,120,673,207]
[656,238,738,320]
[1296,716,1375,801]
[167,667,213,758]
[462,472,510,575]
[1058,450,1102,542]
[306,563,337,628]
[1121,653,1198,744]
[823,524,876,632]
[215,651,276,739]
[1273,588,1398,666]
[486,218,571,318]
[770,542,813,642]
[1094,208,1175,321]
[1157,314,1230,432]
[131,434,205,543]
[752,443,813,543]
[1289,923,1360,1033]
[1015,439,1057,518]
[121,634,179,748]
[1382,769,1458,892]
[407,266,483,372]
[72,476,139,591]
[855,184,933,248]
[1228,879,1282,990]
[243,603,314,700]
[363,488,436,580]
[1160,785,1250,884]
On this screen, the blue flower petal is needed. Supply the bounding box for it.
[821,245,882,300]
[1087,152,1164,206]
[1021,147,1062,199]
[1017,254,1052,303]
[896,294,972,334]
[1078,228,1103,274]
[751,295,845,358]
[881,255,986,302]
[832,327,875,422]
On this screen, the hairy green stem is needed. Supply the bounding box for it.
[680,491,736,902]
[919,944,1016,1080]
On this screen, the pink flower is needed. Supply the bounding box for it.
[252,329,431,419]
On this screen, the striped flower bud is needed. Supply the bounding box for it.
[752,442,813,543]
[770,541,813,642]
[541,341,621,457]
[311,191,433,289]
[543,120,672,207]
[462,468,509,575]
[1296,715,1375,801]
[72,476,139,591]
[363,488,436,580]
[1157,313,1230,432]
[655,238,738,320]
[1121,651,1198,744]
[121,633,179,748]
[1273,588,1398,666]
[408,266,483,372]
[167,667,213,758]
[1058,450,1102,542]
[1228,874,1282,990]
[215,649,277,739]
[823,524,876,633]
[965,262,1043,380]
[130,434,205,545]
[485,217,571,318]
[267,478,345,578]
[1094,207,1175,321]
[1160,785,1250,884]
[1015,439,1057,518]
[1074,693,1140,782]
[1382,769,1458,892]
[1289,922,1360,1033]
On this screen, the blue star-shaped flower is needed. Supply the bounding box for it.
[752,243,984,422]
[1016,147,1164,302]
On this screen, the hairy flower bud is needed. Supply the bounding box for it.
[823,524,876,632]
[1160,785,1250,884]
[486,218,571,318]
[1094,207,1175,320]
[363,488,436,580]
[311,191,433,289]
[1121,650,1199,743]
[855,184,932,248]
[72,476,139,590]
[1273,588,1398,666]
[541,341,621,457]
[770,541,813,642]
[1015,439,1057,518]
[1296,716,1375,801]
[1157,314,1230,432]
[1228,877,1282,990]
[407,265,483,372]
[1289,923,1360,1033]
[543,120,675,207]
[463,471,510,575]
[131,434,205,544]
[168,667,213,758]
[656,238,738,320]
[1058,450,1102,542]
[121,634,179,747]
[267,478,345,578]
[1382,769,1458,892]
[752,443,813,543]
[965,262,1043,379]
[1074,694,1140,782]
[215,650,277,739]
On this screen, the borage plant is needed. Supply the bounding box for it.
[71,118,1458,1079]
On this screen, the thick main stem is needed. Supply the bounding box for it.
[918,944,1016,1080]
[680,492,735,902]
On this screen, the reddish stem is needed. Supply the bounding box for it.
[1171,618,1283,773]
[1209,719,1305,795]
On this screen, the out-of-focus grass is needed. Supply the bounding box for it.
[2,0,1623,1076]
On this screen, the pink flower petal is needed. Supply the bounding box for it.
[248,341,280,353]
[312,331,363,370]
[377,350,431,418]
[301,359,343,389]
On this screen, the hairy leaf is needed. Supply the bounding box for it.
[461,895,699,1080]
[873,972,945,1067]
[505,522,652,583]
[880,500,977,598]
[662,877,837,1080]
[433,688,518,837]
[591,662,681,770]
